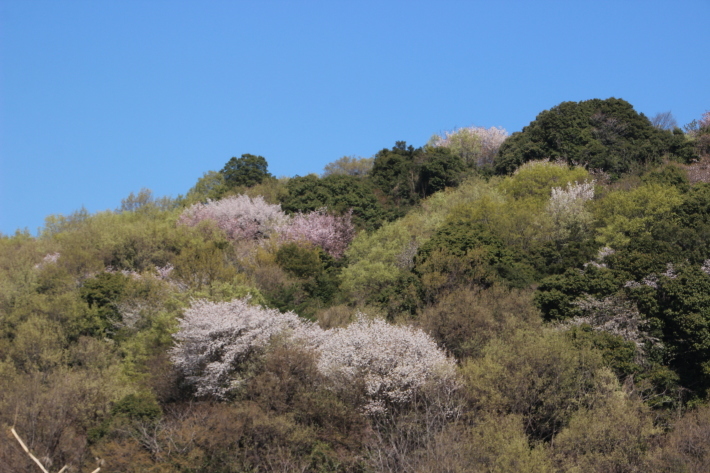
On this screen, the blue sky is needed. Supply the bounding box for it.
[1,0,709,235]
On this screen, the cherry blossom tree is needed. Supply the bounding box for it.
[170,298,323,399]
[317,315,457,414]
[178,195,287,240]
[171,299,456,410]
[279,209,355,259]
[547,180,596,239]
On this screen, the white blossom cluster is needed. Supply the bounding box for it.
[155,263,174,280]
[624,263,678,290]
[34,252,60,269]
[565,295,658,353]
[170,297,323,399]
[702,260,710,275]
[178,195,288,240]
[430,126,508,166]
[316,316,457,414]
[547,180,595,239]
[584,246,615,269]
[171,299,455,410]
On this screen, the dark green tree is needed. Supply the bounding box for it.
[221,154,272,188]
[281,174,385,230]
[370,141,423,211]
[417,146,465,197]
[494,98,697,177]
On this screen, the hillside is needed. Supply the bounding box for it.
[2,99,710,472]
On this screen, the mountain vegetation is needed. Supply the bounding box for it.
[2,98,710,472]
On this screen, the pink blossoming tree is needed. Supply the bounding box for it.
[279,208,355,259]
[178,195,288,240]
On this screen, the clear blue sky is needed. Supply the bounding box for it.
[1,0,708,235]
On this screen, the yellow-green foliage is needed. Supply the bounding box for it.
[594,183,683,247]
[442,161,591,251]
[552,395,658,472]
[463,414,554,473]
[461,328,618,441]
[341,176,500,300]
[499,160,590,201]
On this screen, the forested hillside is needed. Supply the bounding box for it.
[3,98,710,472]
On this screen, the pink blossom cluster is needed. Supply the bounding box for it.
[279,208,355,259]
[700,111,710,130]
[178,195,288,240]
[171,299,455,409]
[179,195,355,258]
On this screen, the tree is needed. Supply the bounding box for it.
[322,155,374,177]
[494,98,697,176]
[650,111,679,130]
[317,315,457,414]
[279,208,355,259]
[428,125,508,167]
[170,298,323,399]
[220,154,272,189]
[282,174,385,230]
[178,194,288,241]
[417,146,465,197]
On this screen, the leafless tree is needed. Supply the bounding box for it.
[650,111,678,130]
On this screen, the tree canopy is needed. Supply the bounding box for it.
[221,153,273,188]
[494,98,697,177]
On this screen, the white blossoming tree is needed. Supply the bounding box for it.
[547,180,595,239]
[171,300,456,411]
[429,126,508,167]
[170,298,323,399]
[317,316,457,414]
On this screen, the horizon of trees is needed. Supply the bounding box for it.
[2,98,710,472]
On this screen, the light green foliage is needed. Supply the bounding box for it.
[462,329,617,441]
[428,128,482,165]
[118,188,178,213]
[594,183,683,247]
[341,176,502,303]
[322,155,374,177]
[185,170,227,203]
[553,395,657,472]
[499,159,590,201]
[340,221,415,300]
[462,414,554,472]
